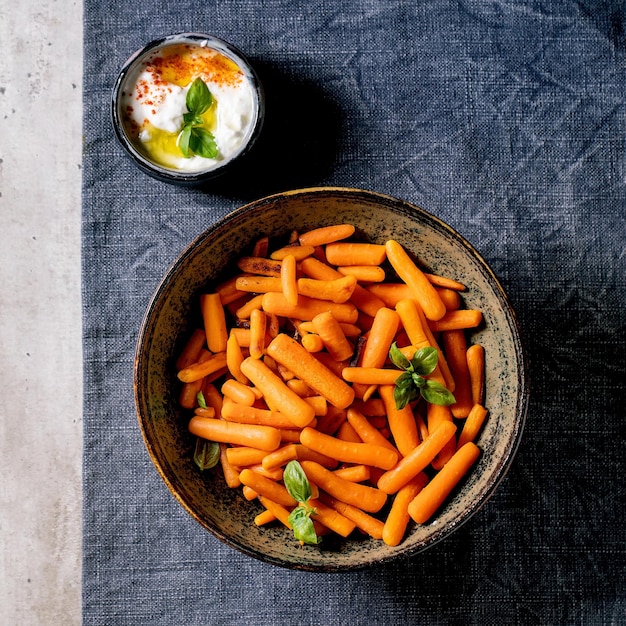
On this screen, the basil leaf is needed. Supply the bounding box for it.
[196,391,208,409]
[389,342,411,370]
[189,127,218,159]
[288,506,320,545]
[412,372,427,388]
[421,380,456,406]
[283,460,311,503]
[178,125,192,157]
[394,371,414,390]
[183,111,204,126]
[186,77,213,115]
[193,438,220,470]
[394,383,419,410]
[411,346,439,376]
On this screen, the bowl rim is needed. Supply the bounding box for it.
[111,32,265,186]
[134,186,529,570]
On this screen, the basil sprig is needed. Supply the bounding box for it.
[178,78,218,159]
[389,343,456,410]
[284,460,321,545]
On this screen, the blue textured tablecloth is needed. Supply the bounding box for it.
[82,1,626,624]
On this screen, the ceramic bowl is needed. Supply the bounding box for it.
[134,187,528,571]
[111,32,264,186]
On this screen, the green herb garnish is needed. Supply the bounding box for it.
[178,78,218,159]
[196,390,208,409]
[284,460,321,545]
[193,438,220,471]
[389,343,456,410]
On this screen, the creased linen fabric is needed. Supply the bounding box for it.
[82,1,626,624]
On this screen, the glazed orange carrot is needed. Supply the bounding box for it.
[311,311,354,361]
[436,287,461,311]
[193,406,217,418]
[201,382,224,417]
[229,327,251,348]
[252,235,269,258]
[377,421,457,494]
[178,351,228,383]
[239,468,297,507]
[428,309,483,332]
[235,276,282,294]
[415,410,429,442]
[346,407,400,455]
[466,343,485,405]
[408,442,480,524]
[257,495,292,529]
[341,367,400,386]
[179,378,204,409]
[336,420,362,443]
[325,242,387,266]
[337,265,385,283]
[332,464,371,483]
[301,333,324,353]
[219,443,242,488]
[254,509,276,526]
[266,333,355,409]
[175,328,206,370]
[200,293,228,353]
[239,356,316,428]
[249,308,267,359]
[226,332,248,384]
[301,460,388,513]
[189,416,281,451]
[427,402,457,470]
[298,223,356,247]
[261,292,359,324]
[286,378,313,397]
[300,426,398,470]
[220,400,303,428]
[299,320,361,338]
[424,272,466,291]
[237,256,282,277]
[307,498,356,537]
[297,275,357,303]
[221,379,256,406]
[280,254,298,306]
[318,493,385,539]
[385,239,446,321]
[270,244,315,261]
[382,473,429,546]
[366,283,413,307]
[225,446,268,467]
[261,443,299,470]
[303,395,328,416]
[378,385,420,457]
[315,406,347,435]
[235,294,264,319]
[443,330,473,418]
[215,275,248,305]
[299,256,385,318]
[351,398,386,417]
[457,404,488,449]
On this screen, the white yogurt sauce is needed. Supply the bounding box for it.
[119,43,257,172]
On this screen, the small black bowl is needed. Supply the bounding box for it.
[111,33,264,186]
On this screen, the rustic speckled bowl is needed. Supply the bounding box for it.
[134,187,528,571]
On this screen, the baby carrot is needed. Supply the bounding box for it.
[332,464,371,483]
[215,275,248,305]
[249,308,267,359]
[235,294,264,319]
[466,344,485,405]
[337,265,385,283]
[424,272,466,291]
[427,402,456,470]
[303,395,328,416]
[226,332,248,384]
[270,244,315,261]
[237,256,282,277]
[337,420,362,443]
[408,442,480,524]
[311,311,354,362]
[325,242,387,266]
[235,276,282,294]
[254,509,276,526]
[221,378,256,406]
[346,407,400,455]
[261,292,359,324]
[318,493,385,540]
[300,460,388,513]
[189,416,281,451]
[297,275,357,304]
[239,357,316,428]
[175,328,206,370]
[377,421,457,494]
[457,404,488,449]
[307,498,356,537]
[239,468,297,507]
[298,224,356,247]
[219,443,241,488]
[428,309,483,332]
[201,293,228,353]
[366,283,413,308]
[341,367,400,386]
[280,254,298,306]
[378,385,420,457]
[267,333,355,409]
[225,446,268,467]
[435,287,461,311]
[382,473,429,546]
[443,330,473,418]
[301,333,324,353]
[300,426,398,470]
[179,378,204,409]
[257,496,293,529]
[177,351,228,383]
[385,239,446,321]
[221,399,303,429]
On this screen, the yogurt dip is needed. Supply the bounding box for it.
[118,38,259,173]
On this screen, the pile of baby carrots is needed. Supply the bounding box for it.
[175,223,489,547]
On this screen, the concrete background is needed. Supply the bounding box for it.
[0,1,83,623]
